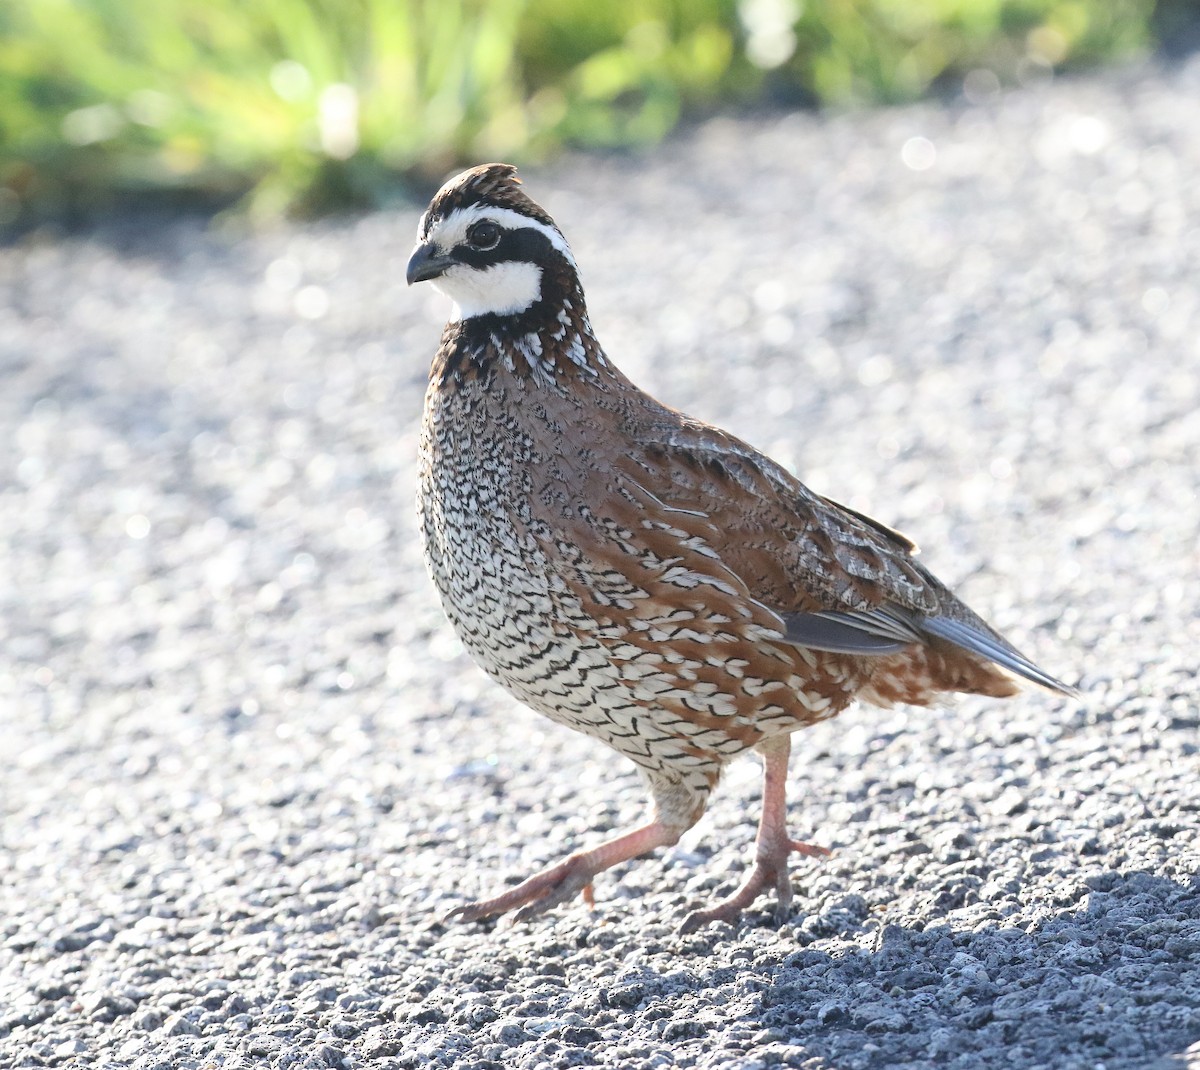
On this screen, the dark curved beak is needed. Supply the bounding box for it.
[406,243,454,285]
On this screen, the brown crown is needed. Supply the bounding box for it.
[421,163,557,238]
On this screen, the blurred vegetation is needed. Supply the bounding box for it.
[0,0,1168,225]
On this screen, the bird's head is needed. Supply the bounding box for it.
[406,163,579,323]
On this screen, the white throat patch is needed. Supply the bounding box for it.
[435,261,543,320]
[420,203,575,320]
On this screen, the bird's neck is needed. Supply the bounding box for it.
[432,277,613,391]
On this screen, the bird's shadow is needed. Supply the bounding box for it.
[686,869,1200,1069]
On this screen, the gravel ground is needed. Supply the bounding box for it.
[3,56,1200,1070]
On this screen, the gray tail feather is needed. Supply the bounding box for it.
[919,615,1078,697]
[780,607,1078,696]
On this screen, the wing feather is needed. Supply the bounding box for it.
[529,390,1071,696]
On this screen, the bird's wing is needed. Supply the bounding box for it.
[599,414,1073,693]
[610,415,938,619]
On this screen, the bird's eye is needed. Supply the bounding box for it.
[467,220,502,250]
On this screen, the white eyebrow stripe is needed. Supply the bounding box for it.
[430,204,577,269]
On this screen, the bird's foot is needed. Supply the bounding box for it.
[444,819,679,925]
[679,837,830,934]
[445,855,597,924]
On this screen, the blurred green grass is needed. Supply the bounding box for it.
[0,0,1163,225]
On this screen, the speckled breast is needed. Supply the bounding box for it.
[417,373,672,768]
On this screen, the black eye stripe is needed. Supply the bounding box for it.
[452,227,559,270]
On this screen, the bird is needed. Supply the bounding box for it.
[407,162,1074,933]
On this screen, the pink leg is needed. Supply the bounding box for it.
[445,819,681,924]
[680,734,829,934]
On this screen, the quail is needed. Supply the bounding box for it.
[407,163,1073,932]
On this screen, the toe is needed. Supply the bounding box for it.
[511,869,593,922]
[788,838,831,858]
[679,903,737,935]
